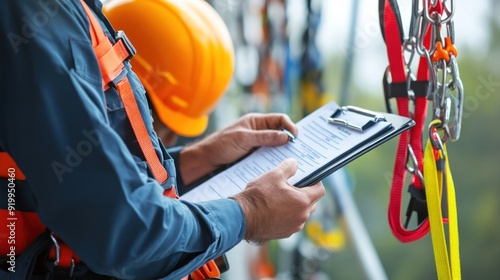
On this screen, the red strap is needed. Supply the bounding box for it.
[0,210,46,255]
[0,152,26,179]
[383,3,405,82]
[383,0,434,242]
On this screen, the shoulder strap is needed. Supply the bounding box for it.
[79,0,178,198]
[81,2,223,278]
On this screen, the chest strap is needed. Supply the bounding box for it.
[81,1,220,279]
[79,0,177,198]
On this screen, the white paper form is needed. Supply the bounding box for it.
[181,101,392,203]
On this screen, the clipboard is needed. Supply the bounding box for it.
[181,101,414,202]
[294,108,414,188]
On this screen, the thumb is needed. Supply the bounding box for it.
[275,158,298,179]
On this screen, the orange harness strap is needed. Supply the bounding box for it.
[1,1,219,277]
[184,260,221,280]
[79,1,175,195]
[80,1,220,279]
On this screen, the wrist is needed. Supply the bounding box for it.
[230,191,265,245]
[179,141,217,185]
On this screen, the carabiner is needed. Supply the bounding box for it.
[429,119,448,150]
[406,145,425,186]
[445,54,464,141]
[424,0,454,25]
[431,59,448,121]
[382,67,393,114]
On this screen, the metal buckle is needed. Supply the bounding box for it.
[49,232,75,278]
[115,30,136,61]
[49,233,60,267]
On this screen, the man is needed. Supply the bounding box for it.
[102,0,237,147]
[0,0,325,279]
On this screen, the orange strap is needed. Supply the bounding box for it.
[79,0,177,198]
[2,2,216,277]
[42,0,179,270]
[183,260,221,280]
[40,1,177,269]
[80,3,220,279]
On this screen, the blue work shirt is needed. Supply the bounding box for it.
[0,0,245,278]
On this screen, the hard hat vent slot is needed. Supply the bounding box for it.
[169,95,188,111]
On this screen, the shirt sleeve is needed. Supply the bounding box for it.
[0,1,245,279]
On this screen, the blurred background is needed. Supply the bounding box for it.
[177,0,500,278]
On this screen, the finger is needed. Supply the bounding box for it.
[302,181,326,204]
[274,158,298,179]
[279,115,298,136]
[244,129,292,147]
[310,202,318,213]
[254,113,298,135]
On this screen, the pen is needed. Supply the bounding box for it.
[282,128,296,143]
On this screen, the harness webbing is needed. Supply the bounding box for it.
[82,2,220,279]
[380,0,462,278]
[425,121,461,279]
[1,0,180,274]
[79,0,176,197]
[382,0,432,242]
[0,153,25,179]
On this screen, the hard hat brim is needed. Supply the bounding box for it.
[148,90,208,137]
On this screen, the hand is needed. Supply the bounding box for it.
[230,158,325,244]
[179,113,297,185]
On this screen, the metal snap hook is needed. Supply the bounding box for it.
[429,119,448,150]
[405,145,425,186]
[445,54,464,141]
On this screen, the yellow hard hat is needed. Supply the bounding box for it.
[103,0,235,137]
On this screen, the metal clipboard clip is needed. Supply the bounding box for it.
[328,106,387,132]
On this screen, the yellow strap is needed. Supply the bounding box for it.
[424,138,461,280]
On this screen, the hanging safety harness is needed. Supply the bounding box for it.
[380,0,432,243]
[1,0,221,279]
[380,0,462,278]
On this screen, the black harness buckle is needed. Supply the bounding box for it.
[404,184,428,228]
[115,30,136,61]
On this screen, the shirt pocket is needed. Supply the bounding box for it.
[69,37,102,86]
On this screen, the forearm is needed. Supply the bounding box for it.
[178,137,220,186]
